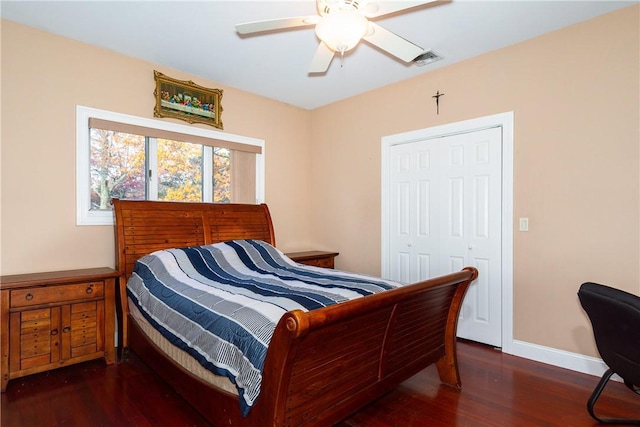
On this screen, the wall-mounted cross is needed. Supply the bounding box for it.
[432,90,445,115]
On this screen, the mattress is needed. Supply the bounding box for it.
[129,298,238,395]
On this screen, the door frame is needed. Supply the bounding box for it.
[381,112,514,354]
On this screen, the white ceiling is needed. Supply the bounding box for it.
[2,0,635,110]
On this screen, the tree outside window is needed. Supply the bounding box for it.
[90,129,145,210]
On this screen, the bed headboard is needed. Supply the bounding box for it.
[112,199,276,280]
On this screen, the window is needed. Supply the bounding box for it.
[155,138,204,202]
[212,147,231,203]
[77,106,264,225]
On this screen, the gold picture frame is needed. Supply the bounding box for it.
[153,70,223,129]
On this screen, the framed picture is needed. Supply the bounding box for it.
[153,70,223,129]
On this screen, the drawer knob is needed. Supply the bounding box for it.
[63,326,71,333]
[86,285,93,294]
[25,293,34,301]
[51,328,58,336]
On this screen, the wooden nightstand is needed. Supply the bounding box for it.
[286,251,339,269]
[0,267,118,392]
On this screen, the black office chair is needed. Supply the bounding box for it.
[578,282,640,424]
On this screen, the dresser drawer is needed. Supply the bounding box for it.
[301,257,335,268]
[10,281,104,308]
[286,251,339,269]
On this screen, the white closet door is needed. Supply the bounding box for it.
[388,138,442,284]
[388,127,502,347]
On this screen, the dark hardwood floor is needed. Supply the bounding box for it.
[2,341,638,426]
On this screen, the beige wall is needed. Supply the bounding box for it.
[1,5,639,359]
[310,5,640,357]
[1,19,314,275]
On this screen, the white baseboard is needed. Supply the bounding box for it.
[507,340,621,381]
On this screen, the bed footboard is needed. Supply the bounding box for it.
[257,267,477,426]
[122,264,476,427]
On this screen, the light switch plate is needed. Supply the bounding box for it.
[519,218,529,231]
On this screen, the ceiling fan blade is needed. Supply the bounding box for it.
[308,42,335,74]
[235,15,319,35]
[360,0,438,18]
[363,22,424,62]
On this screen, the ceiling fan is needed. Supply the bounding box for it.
[235,0,437,74]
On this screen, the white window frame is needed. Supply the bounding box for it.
[76,105,265,225]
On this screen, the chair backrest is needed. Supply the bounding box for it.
[578,282,640,387]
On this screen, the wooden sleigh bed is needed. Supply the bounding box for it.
[112,199,478,427]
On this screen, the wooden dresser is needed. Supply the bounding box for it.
[0,267,118,392]
[286,250,339,269]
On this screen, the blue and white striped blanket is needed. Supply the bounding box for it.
[127,239,401,416]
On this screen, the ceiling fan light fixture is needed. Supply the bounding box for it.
[315,11,368,53]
